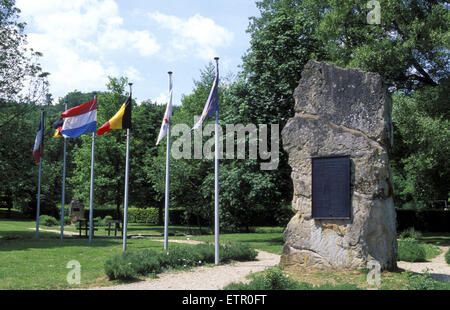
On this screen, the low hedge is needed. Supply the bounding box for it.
[83,208,118,220]
[128,208,158,224]
[396,209,450,232]
[397,240,427,262]
[104,243,258,280]
[39,215,58,226]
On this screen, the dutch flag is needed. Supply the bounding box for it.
[61,98,97,138]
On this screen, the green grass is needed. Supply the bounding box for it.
[0,220,283,289]
[176,229,284,255]
[0,220,195,289]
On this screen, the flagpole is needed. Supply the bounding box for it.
[214,57,220,265]
[88,95,96,246]
[123,83,132,251]
[60,102,68,242]
[35,109,44,240]
[164,72,172,250]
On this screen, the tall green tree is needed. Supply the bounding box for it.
[391,79,450,205]
[68,77,164,220]
[240,0,449,212]
[0,0,48,103]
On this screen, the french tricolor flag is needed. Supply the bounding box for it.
[61,98,97,138]
[33,118,43,164]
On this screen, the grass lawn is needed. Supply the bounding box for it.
[0,220,198,289]
[2,218,449,290]
[0,219,284,289]
[178,228,285,255]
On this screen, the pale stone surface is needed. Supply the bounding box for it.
[281,60,397,270]
[69,199,84,224]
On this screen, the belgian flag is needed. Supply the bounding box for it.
[52,118,64,138]
[97,95,132,136]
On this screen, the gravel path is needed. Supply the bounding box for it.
[28,227,78,236]
[397,246,450,282]
[90,241,281,290]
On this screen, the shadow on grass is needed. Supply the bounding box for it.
[0,232,119,251]
[231,237,284,245]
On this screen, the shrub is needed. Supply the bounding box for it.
[399,227,423,240]
[223,268,360,290]
[104,252,139,280]
[221,243,258,262]
[128,208,159,224]
[63,216,71,225]
[105,243,257,281]
[103,215,113,225]
[421,243,442,260]
[398,240,426,262]
[39,215,58,227]
[21,198,59,219]
[404,269,440,290]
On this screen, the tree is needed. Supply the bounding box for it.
[68,78,164,220]
[316,0,449,91]
[241,0,449,213]
[391,79,450,205]
[0,0,48,104]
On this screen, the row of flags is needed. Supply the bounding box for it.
[50,96,132,141]
[33,58,220,262]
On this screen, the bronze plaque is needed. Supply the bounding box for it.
[312,155,351,219]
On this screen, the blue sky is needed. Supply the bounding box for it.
[16,0,260,106]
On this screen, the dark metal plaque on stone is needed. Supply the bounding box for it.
[312,155,351,219]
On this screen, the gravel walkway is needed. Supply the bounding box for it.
[397,246,450,282]
[90,240,281,290]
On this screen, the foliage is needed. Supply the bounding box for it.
[398,240,427,262]
[104,243,257,281]
[0,0,49,103]
[391,82,450,205]
[224,268,360,290]
[403,269,450,290]
[68,77,165,221]
[38,215,58,227]
[399,227,423,240]
[128,207,159,224]
[63,216,71,225]
[313,0,449,91]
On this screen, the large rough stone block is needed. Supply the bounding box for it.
[281,60,397,270]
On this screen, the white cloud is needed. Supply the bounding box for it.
[153,92,168,106]
[16,0,159,95]
[149,12,234,60]
[123,66,143,82]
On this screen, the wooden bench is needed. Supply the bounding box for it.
[105,220,122,237]
[76,219,98,237]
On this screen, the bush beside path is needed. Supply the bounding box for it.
[90,240,281,290]
[398,246,450,282]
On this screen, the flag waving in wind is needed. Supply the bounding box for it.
[61,99,97,138]
[33,117,44,164]
[52,117,64,138]
[191,68,219,131]
[156,79,173,145]
[97,95,132,136]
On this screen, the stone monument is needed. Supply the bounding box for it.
[281,60,397,270]
[69,199,85,224]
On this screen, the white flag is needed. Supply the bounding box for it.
[156,81,173,145]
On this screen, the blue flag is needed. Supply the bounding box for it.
[192,69,218,131]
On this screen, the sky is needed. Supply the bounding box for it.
[16,0,261,106]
